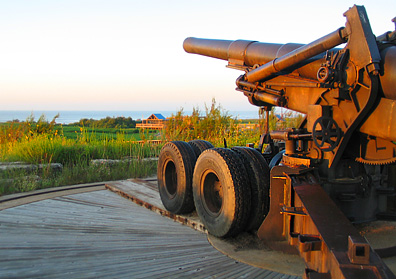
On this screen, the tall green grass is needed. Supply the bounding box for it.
[163,99,263,147]
[163,100,304,148]
[60,125,144,141]
[1,127,161,165]
[0,115,162,195]
[0,103,303,196]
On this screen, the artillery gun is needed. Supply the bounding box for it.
[158,5,396,278]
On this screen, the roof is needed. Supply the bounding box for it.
[147,113,166,120]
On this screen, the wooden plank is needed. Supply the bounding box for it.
[106,180,206,233]
[0,190,293,278]
[107,180,163,208]
[0,182,106,210]
[105,179,307,276]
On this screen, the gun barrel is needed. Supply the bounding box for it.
[184,33,396,101]
[183,37,304,67]
[183,38,233,61]
[183,37,341,81]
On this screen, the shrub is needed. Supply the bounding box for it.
[163,99,261,147]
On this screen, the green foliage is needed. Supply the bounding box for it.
[164,99,260,147]
[282,111,304,129]
[0,122,26,145]
[0,113,161,196]
[26,113,60,135]
[163,100,304,148]
[0,159,157,196]
[0,114,60,145]
[0,102,304,196]
[1,132,161,165]
[71,116,136,128]
[61,126,140,141]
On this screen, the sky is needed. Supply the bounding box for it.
[0,0,395,112]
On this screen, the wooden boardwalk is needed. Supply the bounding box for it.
[0,185,299,278]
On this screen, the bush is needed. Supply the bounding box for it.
[163,99,261,147]
[72,116,136,128]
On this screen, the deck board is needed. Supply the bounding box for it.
[106,179,206,233]
[0,190,296,278]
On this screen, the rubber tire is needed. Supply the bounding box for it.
[269,150,285,169]
[157,141,197,214]
[188,140,214,157]
[232,147,270,231]
[192,148,251,238]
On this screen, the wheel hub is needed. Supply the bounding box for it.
[164,160,177,197]
[202,171,223,216]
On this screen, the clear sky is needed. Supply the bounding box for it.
[0,0,395,112]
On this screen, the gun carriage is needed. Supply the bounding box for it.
[158,5,396,278]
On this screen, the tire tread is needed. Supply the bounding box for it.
[157,141,196,214]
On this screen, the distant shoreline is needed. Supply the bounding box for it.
[0,110,260,125]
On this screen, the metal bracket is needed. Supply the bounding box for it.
[257,165,394,278]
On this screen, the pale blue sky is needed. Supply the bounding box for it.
[0,0,395,111]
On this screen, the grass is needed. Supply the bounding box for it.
[0,101,303,196]
[1,133,161,165]
[163,100,265,148]
[60,125,151,141]
[0,119,162,195]
[0,159,157,196]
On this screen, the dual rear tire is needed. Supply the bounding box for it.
[192,148,251,238]
[157,141,270,238]
[157,141,196,214]
[157,140,213,214]
[231,147,270,231]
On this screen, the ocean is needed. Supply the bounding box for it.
[0,110,260,124]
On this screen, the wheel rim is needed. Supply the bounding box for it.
[202,170,223,216]
[164,160,177,197]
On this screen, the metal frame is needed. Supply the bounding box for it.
[258,164,395,278]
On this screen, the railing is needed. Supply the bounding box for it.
[136,123,165,130]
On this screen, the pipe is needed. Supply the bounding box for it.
[245,28,347,82]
